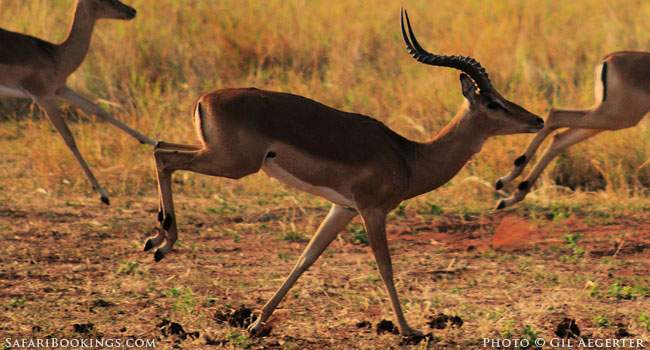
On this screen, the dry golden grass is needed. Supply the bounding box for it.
[0,0,649,210]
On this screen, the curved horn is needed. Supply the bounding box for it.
[401,9,494,92]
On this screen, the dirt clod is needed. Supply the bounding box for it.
[92,299,114,308]
[555,318,580,338]
[73,323,94,334]
[400,333,435,346]
[426,313,463,329]
[214,305,258,328]
[375,319,399,335]
[158,319,199,340]
[356,320,372,329]
[614,324,631,338]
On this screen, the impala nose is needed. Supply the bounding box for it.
[533,117,544,129]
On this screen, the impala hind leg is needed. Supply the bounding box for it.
[37,97,110,205]
[497,128,601,209]
[57,86,157,146]
[248,204,357,335]
[149,146,260,261]
[361,208,422,337]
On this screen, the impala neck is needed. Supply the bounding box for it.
[57,0,96,76]
[406,105,489,198]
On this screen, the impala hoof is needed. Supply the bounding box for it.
[100,196,110,206]
[144,239,155,252]
[495,179,504,190]
[154,250,165,262]
[518,181,529,191]
[514,155,526,166]
[496,200,506,210]
[248,322,272,337]
[157,210,163,223]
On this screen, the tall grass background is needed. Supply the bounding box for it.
[0,0,649,211]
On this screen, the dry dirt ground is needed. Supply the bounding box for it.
[1,195,649,349]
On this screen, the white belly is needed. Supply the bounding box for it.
[0,85,29,99]
[262,158,355,208]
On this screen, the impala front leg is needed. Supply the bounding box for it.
[361,208,422,337]
[248,204,357,335]
[37,97,110,205]
[498,128,601,209]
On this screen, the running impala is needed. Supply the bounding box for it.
[495,51,650,209]
[144,10,544,337]
[0,0,156,205]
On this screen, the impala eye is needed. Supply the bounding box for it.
[487,101,504,110]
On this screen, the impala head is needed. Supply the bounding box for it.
[87,0,137,20]
[401,9,544,135]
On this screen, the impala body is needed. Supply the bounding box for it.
[145,10,543,337]
[0,0,155,205]
[496,51,650,208]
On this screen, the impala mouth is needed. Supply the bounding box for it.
[527,117,544,132]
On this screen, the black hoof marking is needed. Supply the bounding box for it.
[514,155,526,166]
[162,214,173,230]
[496,201,506,210]
[495,179,504,190]
[144,239,154,252]
[139,140,146,145]
[157,210,163,223]
[154,250,164,262]
[100,196,110,206]
[518,181,529,191]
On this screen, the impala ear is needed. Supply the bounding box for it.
[460,73,479,104]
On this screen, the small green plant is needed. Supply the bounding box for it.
[164,287,181,298]
[349,224,368,245]
[560,233,585,263]
[638,312,650,330]
[8,297,26,308]
[594,315,609,328]
[500,320,515,338]
[522,325,538,345]
[280,231,307,243]
[607,282,647,300]
[165,287,196,313]
[117,260,139,275]
[419,202,444,216]
[226,331,251,349]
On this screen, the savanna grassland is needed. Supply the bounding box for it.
[0,1,649,349]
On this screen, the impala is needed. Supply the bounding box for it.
[144,10,544,337]
[495,51,650,209]
[0,0,156,205]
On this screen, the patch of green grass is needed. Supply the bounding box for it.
[117,260,139,275]
[607,282,648,300]
[560,233,585,263]
[639,312,650,330]
[500,320,515,338]
[594,315,609,328]
[522,325,538,345]
[280,231,307,243]
[8,297,26,308]
[418,202,444,216]
[164,287,196,313]
[349,224,368,245]
[226,331,251,349]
